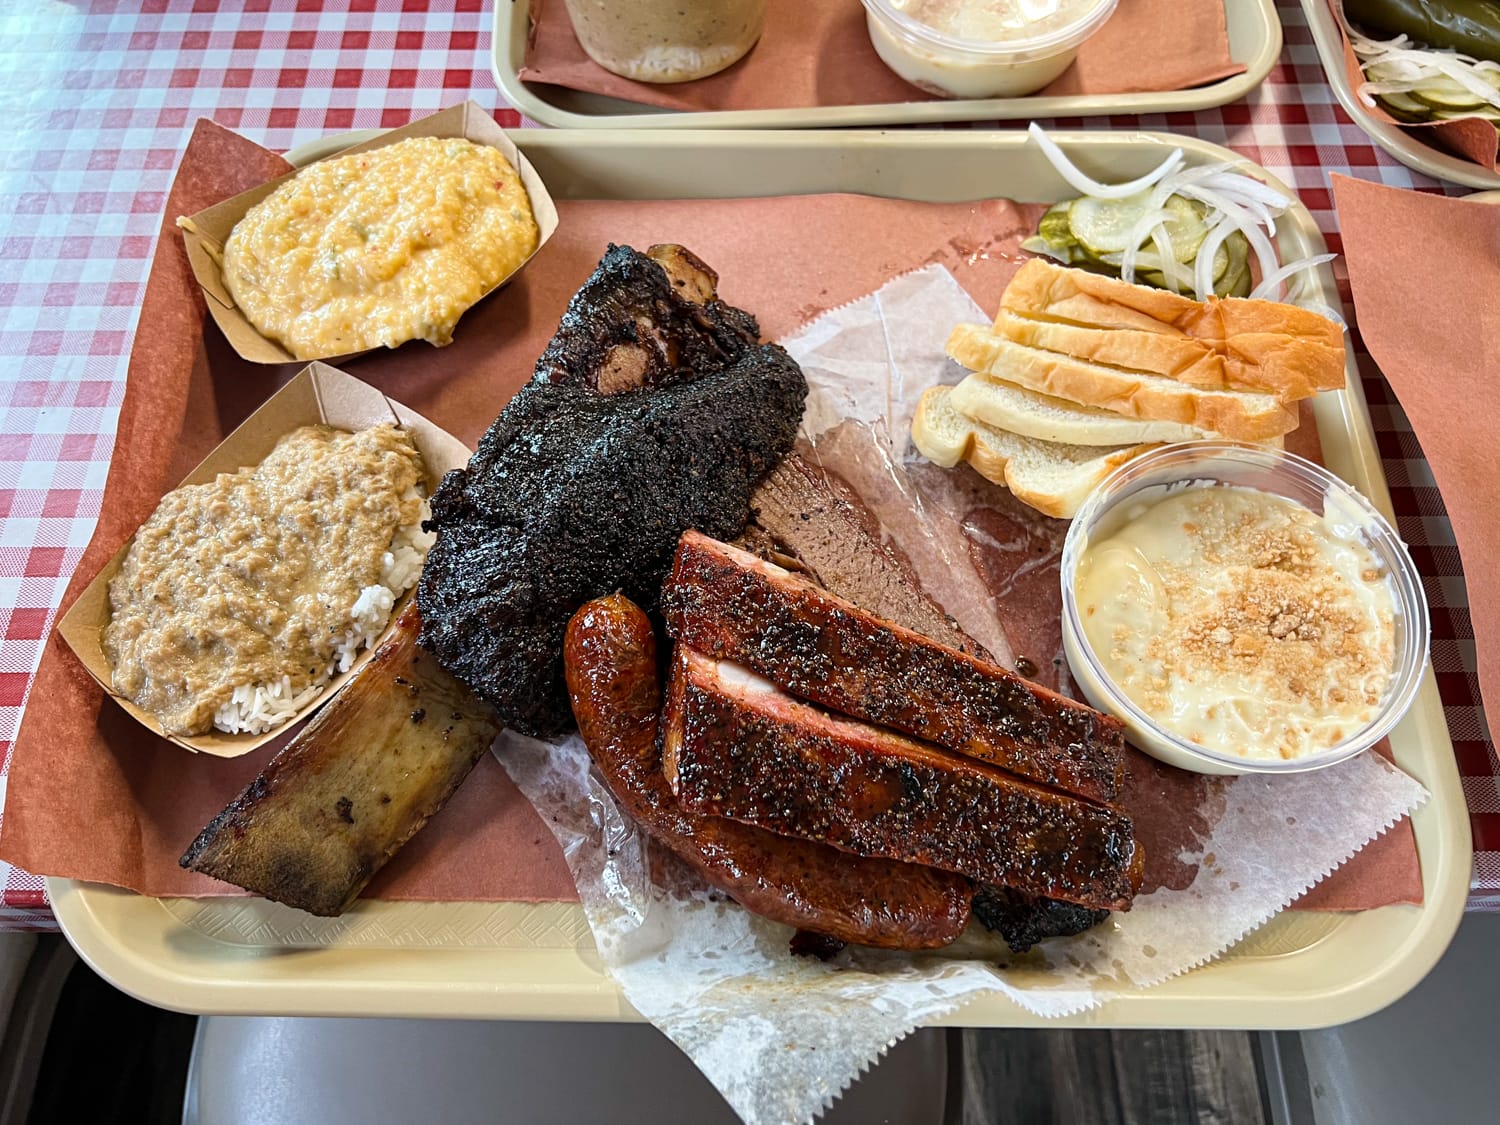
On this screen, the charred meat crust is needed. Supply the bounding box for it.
[418,347,805,737]
[532,243,760,396]
[417,244,807,737]
[971,886,1110,954]
[661,531,1126,803]
[665,647,1139,912]
[564,595,974,950]
[180,603,500,917]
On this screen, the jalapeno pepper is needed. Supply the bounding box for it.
[1344,0,1500,63]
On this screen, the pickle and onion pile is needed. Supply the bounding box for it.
[1022,194,1254,299]
[1021,124,1334,309]
[1344,0,1500,131]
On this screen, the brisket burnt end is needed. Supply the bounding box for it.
[533,243,760,395]
[972,885,1109,954]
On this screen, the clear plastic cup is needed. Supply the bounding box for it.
[562,0,766,84]
[860,0,1118,99]
[1060,442,1431,776]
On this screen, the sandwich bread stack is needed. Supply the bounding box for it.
[912,260,1346,518]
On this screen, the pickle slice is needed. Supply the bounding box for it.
[1377,90,1434,119]
[1410,82,1488,110]
[1068,192,1208,263]
[1037,201,1074,248]
[1217,233,1252,298]
[1430,106,1500,119]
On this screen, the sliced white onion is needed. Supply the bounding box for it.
[1193,218,1237,301]
[1028,123,1185,200]
[1249,253,1336,302]
[1351,28,1500,110]
[1154,165,1291,239]
[1197,171,1292,210]
[1118,205,1174,284]
[1148,224,1194,293]
[1164,181,1282,288]
[1171,180,1276,235]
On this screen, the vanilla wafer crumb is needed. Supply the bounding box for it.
[1076,485,1397,761]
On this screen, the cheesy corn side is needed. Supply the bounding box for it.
[223,137,539,360]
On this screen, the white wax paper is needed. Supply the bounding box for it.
[495,265,1429,1125]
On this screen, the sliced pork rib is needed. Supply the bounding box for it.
[660,530,1126,804]
[662,648,1140,912]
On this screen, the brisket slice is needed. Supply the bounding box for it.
[742,453,987,660]
[662,648,1139,912]
[809,421,1015,668]
[660,530,1126,804]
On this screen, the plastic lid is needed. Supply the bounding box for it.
[863,0,1119,58]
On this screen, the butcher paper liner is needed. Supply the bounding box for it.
[498,265,1430,1125]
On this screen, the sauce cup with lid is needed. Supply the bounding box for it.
[1059,441,1431,776]
[860,0,1119,99]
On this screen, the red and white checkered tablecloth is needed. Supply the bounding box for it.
[0,0,1494,931]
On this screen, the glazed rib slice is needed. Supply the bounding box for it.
[566,594,973,951]
[661,648,1139,912]
[660,530,1126,803]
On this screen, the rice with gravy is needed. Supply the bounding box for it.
[103,423,431,738]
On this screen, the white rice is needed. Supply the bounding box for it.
[212,490,434,735]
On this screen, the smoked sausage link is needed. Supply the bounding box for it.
[563,593,972,950]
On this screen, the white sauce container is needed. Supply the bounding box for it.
[860,0,1118,99]
[1059,442,1431,776]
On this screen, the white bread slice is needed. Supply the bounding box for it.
[996,309,1350,405]
[997,310,1223,384]
[910,386,1153,520]
[948,372,1209,446]
[946,324,1299,442]
[1003,259,1344,351]
[995,310,1343,402]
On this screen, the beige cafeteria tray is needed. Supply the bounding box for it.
[52,128,1470,1026]
[1302,0,1500,190]
[491,0,1282,128]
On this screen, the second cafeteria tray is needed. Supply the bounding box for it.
[52,127,1469,1027]
[1302,0,1500,190]
[491,0,1282,129]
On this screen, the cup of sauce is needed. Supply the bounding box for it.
[562,0,767,84]
[860,0,1118,99]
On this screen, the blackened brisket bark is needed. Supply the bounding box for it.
[417,245,807,736]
